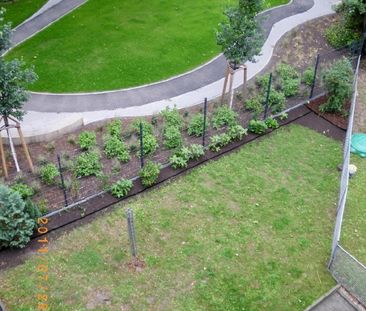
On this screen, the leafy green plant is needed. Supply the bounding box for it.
[104,136,130,162]
[248,120,268,134]
[245,96,264,117]
[212,106,238,129]
[188,113,206,137]
[255,74,271,90]
[107,119,122,137]
[110,179,133,198]
[131,119,154,135]
[39,163,60,186]
[78,131,97,150]
[139,161,161,187]
[302,67,315,87]
[268,90,286,113]
[276,63,300,98]
[74,152,102,177]
[279,112,288,120]
[11,183,34,199]
[163,126,183,149]
[325,23,360,49]
[282,78,300,97]
[0,185,38,249]
[169,146,191,169]
[161,106,183,129]
[321,58,354,113]
[189,144,205,160]
[228,125,248,141]
[276,63,299,81]
[265,117,279,129]
[209,133,231,152]
[138,133,159,157]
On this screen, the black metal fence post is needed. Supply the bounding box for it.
[263,73,272,120]
[126,208,138,258]
[57,154,68,207]
[139,122,144,168]
[309,54,320,99]
[202,98,208,147]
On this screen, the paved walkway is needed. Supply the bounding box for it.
[5,0,339,142]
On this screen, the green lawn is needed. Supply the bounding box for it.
[341,154,366,264]
[0,125,341,310]
[6,0,288,93]
[0,0,47,28]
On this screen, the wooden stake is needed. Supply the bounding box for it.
[0,132,8,178]
[17,126,34,173]
[242,65,248,100]
[221,65,230,103]
[228,69,234,109]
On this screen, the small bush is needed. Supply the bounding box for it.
[104,136,130,162]
[107,119,122,137]
[39,163,60,186]
[75,152,102,177]
[138,133,159,157]
[169,146,191,169]
[161,106,183,129]
[209,133,231,152]
[110,179,133,198]
[282,78,300,97]
[78,131,97,150]
[276,63,300,98]
[302,67,315,87]
[0,185,37,249]
[189,144,205,160]
[256,73,271,90]
[325,23,360,49]
[279,112,288,120]
[139,161,161,187]
[188,113,206,137]
[268,90,286,113]
[245,96,264,117]
[11,183,34,199]
[276,63,299,80]
[163,126,183,149]
[131,119,154,135]
[321,57,354,113]
[248,120,268,134]
[265,117,279,129]
[212,106,238,129]
[228,125,248,141]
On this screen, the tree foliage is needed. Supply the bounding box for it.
[0,8,12,52]
[216,0,263,66]
[336,0,366,30]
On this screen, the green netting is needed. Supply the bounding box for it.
[351,133,366,158]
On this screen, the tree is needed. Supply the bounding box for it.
[336,0,366,31]
[216,0,263,67]
[0,58,37,120]
[0,8,12,52]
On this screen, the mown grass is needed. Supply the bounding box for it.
[0,0,47,27]
[0,125,340,310]
[6,0,288,92]
[341,154,366,264]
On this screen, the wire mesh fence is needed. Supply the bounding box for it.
[329,245,366,305]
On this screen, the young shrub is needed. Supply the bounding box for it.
[0,185,37,249]
[209,133,231,152]
[11,183,35,199]
[39,163,60,186]
[276,63,299,80]
[276,63,300,98]
[228,125,248,141]
[163,126,183,149]
[110,179,133,198]
[161,106,183,129]
[131,119,154,135]
[268,90,286,113]
[169,146,191,169]
[248,120,268,134]
[107,119,122,137]
[302,67,315,87]
[212,106,238,129]
[189,144,205,160]
[279,112,288,120]
[255,73,271,90]
[265,117,279,129]
[325,23,360,49]
[188,113,206,137]
[139,161,161,187]
[74,151,102,177]
[138,133,159,157]
[321,57,354,113]
[104,136,130,162]
[282,78,300,97]
[244,96,264,117]
[78,131,97,150]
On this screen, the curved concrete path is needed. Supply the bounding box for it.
[8,0,339,143]
[24,0,315,113]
